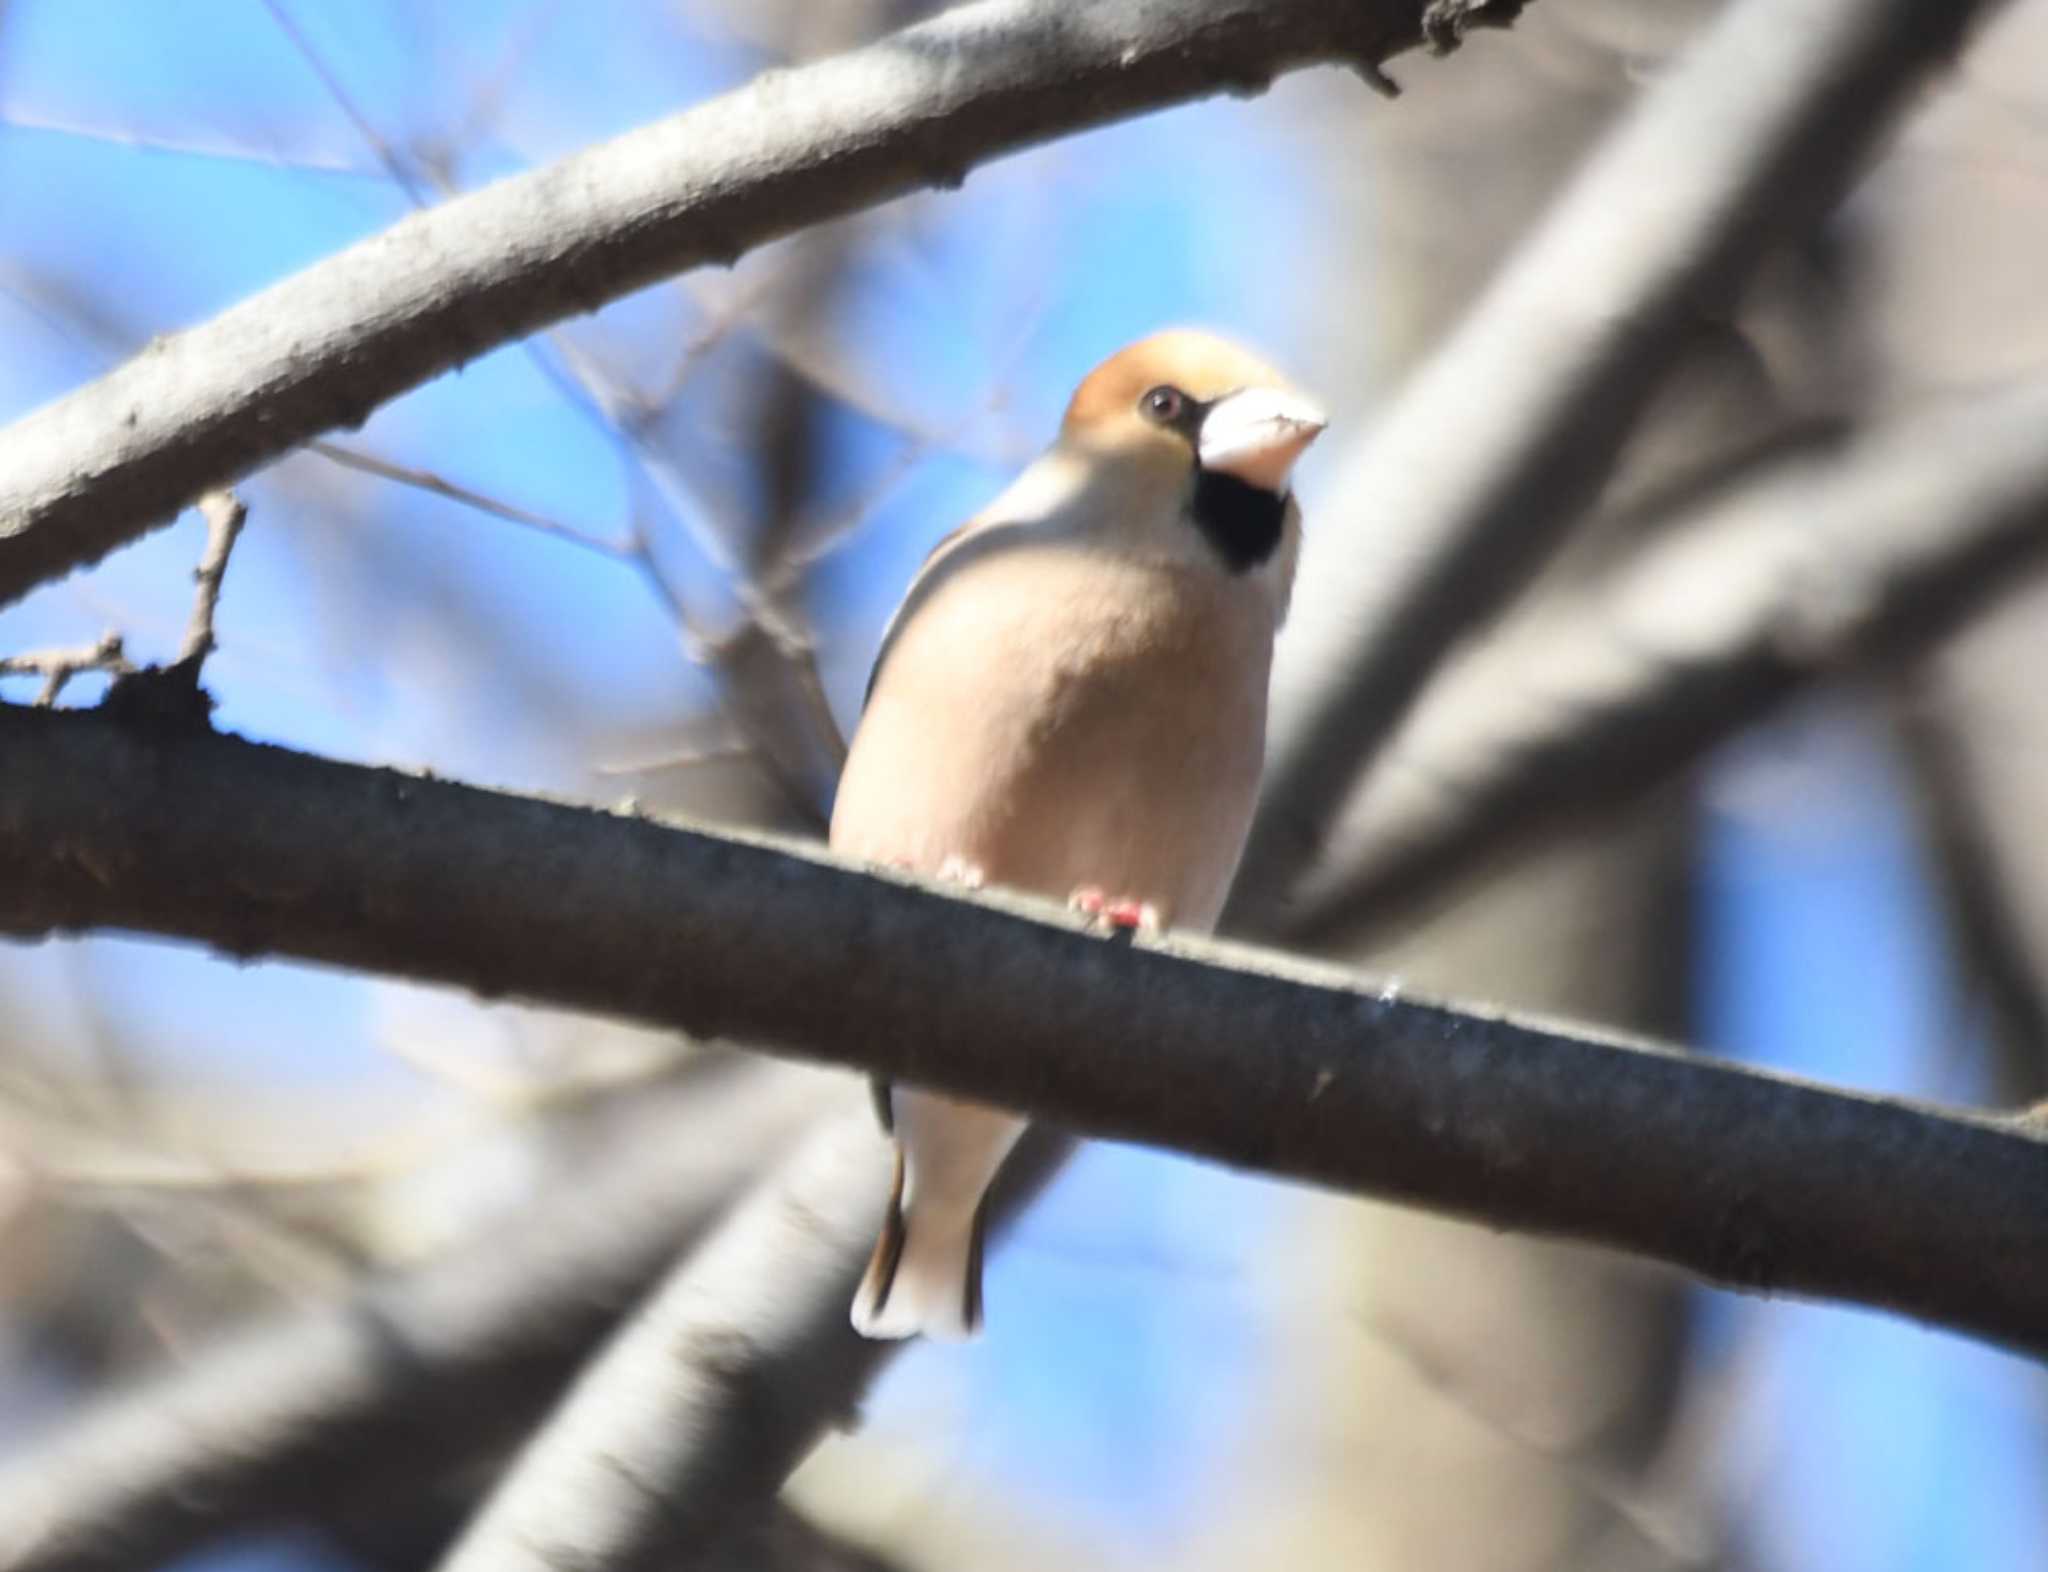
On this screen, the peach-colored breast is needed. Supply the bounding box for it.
[830,538,1274,933]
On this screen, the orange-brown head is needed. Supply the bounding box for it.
[1047,328,1323,577]
[1059,328,1324,496]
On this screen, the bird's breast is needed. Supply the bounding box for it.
[832,544,1274,930]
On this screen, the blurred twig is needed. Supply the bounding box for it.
[275,7,855,823]
[259,0,432,204]
[1348,1302,1717,1570]
[1284,378,2048,944]
[0,489,241,708]
[0,1063,837,1572]
[1893,683,2048,1095]
[309,441,633,554]
[0,108,375,176]
[436,1113,1067,1572]
[764,303,1046,586]
[1229,0,1991,928]
[7,703,2048,1353]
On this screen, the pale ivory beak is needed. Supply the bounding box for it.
[1197,387,1328,492]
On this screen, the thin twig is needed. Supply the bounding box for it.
[767,306,1048,584]
[277,13,848,821]
[258,0,433,204]
[654,263,802,411]
[444,0,567,163]
[309,440,635,556]
[175,490,247,671]
[0,633,132,705]
[0,107,376,176]
[1893,678,2048,1094]
[268,7,737,582]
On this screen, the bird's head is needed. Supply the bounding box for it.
[1056,329,1325,578]
[1062,329,1325,490]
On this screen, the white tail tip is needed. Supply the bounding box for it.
[851,1195,986,1341]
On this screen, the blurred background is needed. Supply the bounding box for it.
[5,1,2048,1568]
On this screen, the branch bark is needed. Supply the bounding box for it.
[5,701,2048,1354]
[0,1063,838,1572]
[0,0,1519,608]
[1285,377,2048,944]
[1229,0,1992,925]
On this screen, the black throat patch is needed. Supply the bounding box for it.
[1189,467,1286,573]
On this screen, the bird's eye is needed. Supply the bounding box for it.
[1141,385,1186,424]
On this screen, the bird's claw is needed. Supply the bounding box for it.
[1068,886,1161,936]
[936,855,987,890]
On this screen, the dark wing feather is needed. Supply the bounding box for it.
[862,522,971,709]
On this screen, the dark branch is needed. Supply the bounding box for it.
[4,702,2048,1354]
[0,0,1520,608]
[1229,0,1991,925]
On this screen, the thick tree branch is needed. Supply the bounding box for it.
[4,703,2048,1354]
[0,0,1519,608]
[1286,377,2048,944]
[1230,0,1992,925]
[0,1064,838,1572]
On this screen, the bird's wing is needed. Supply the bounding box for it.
[861,452,1085,708]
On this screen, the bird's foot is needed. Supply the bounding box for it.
[936,855,986,890]
[1068,886,1161,936]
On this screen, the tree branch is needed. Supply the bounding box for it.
[0,633,131,706]
[1285,376,2048,944]
[4,702,2048,1354]
[0,1063,839,1572]
[173,490,246,671]
[436,1113,1068,1572]
[1229,0,1992,925]
[0,0,1520,608]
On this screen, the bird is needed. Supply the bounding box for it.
[831,328,1325,1339]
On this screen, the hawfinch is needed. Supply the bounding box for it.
[832,329,1325,1339]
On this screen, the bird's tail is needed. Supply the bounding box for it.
[851,1152,990,1340]
[851,1091,1024,1340]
